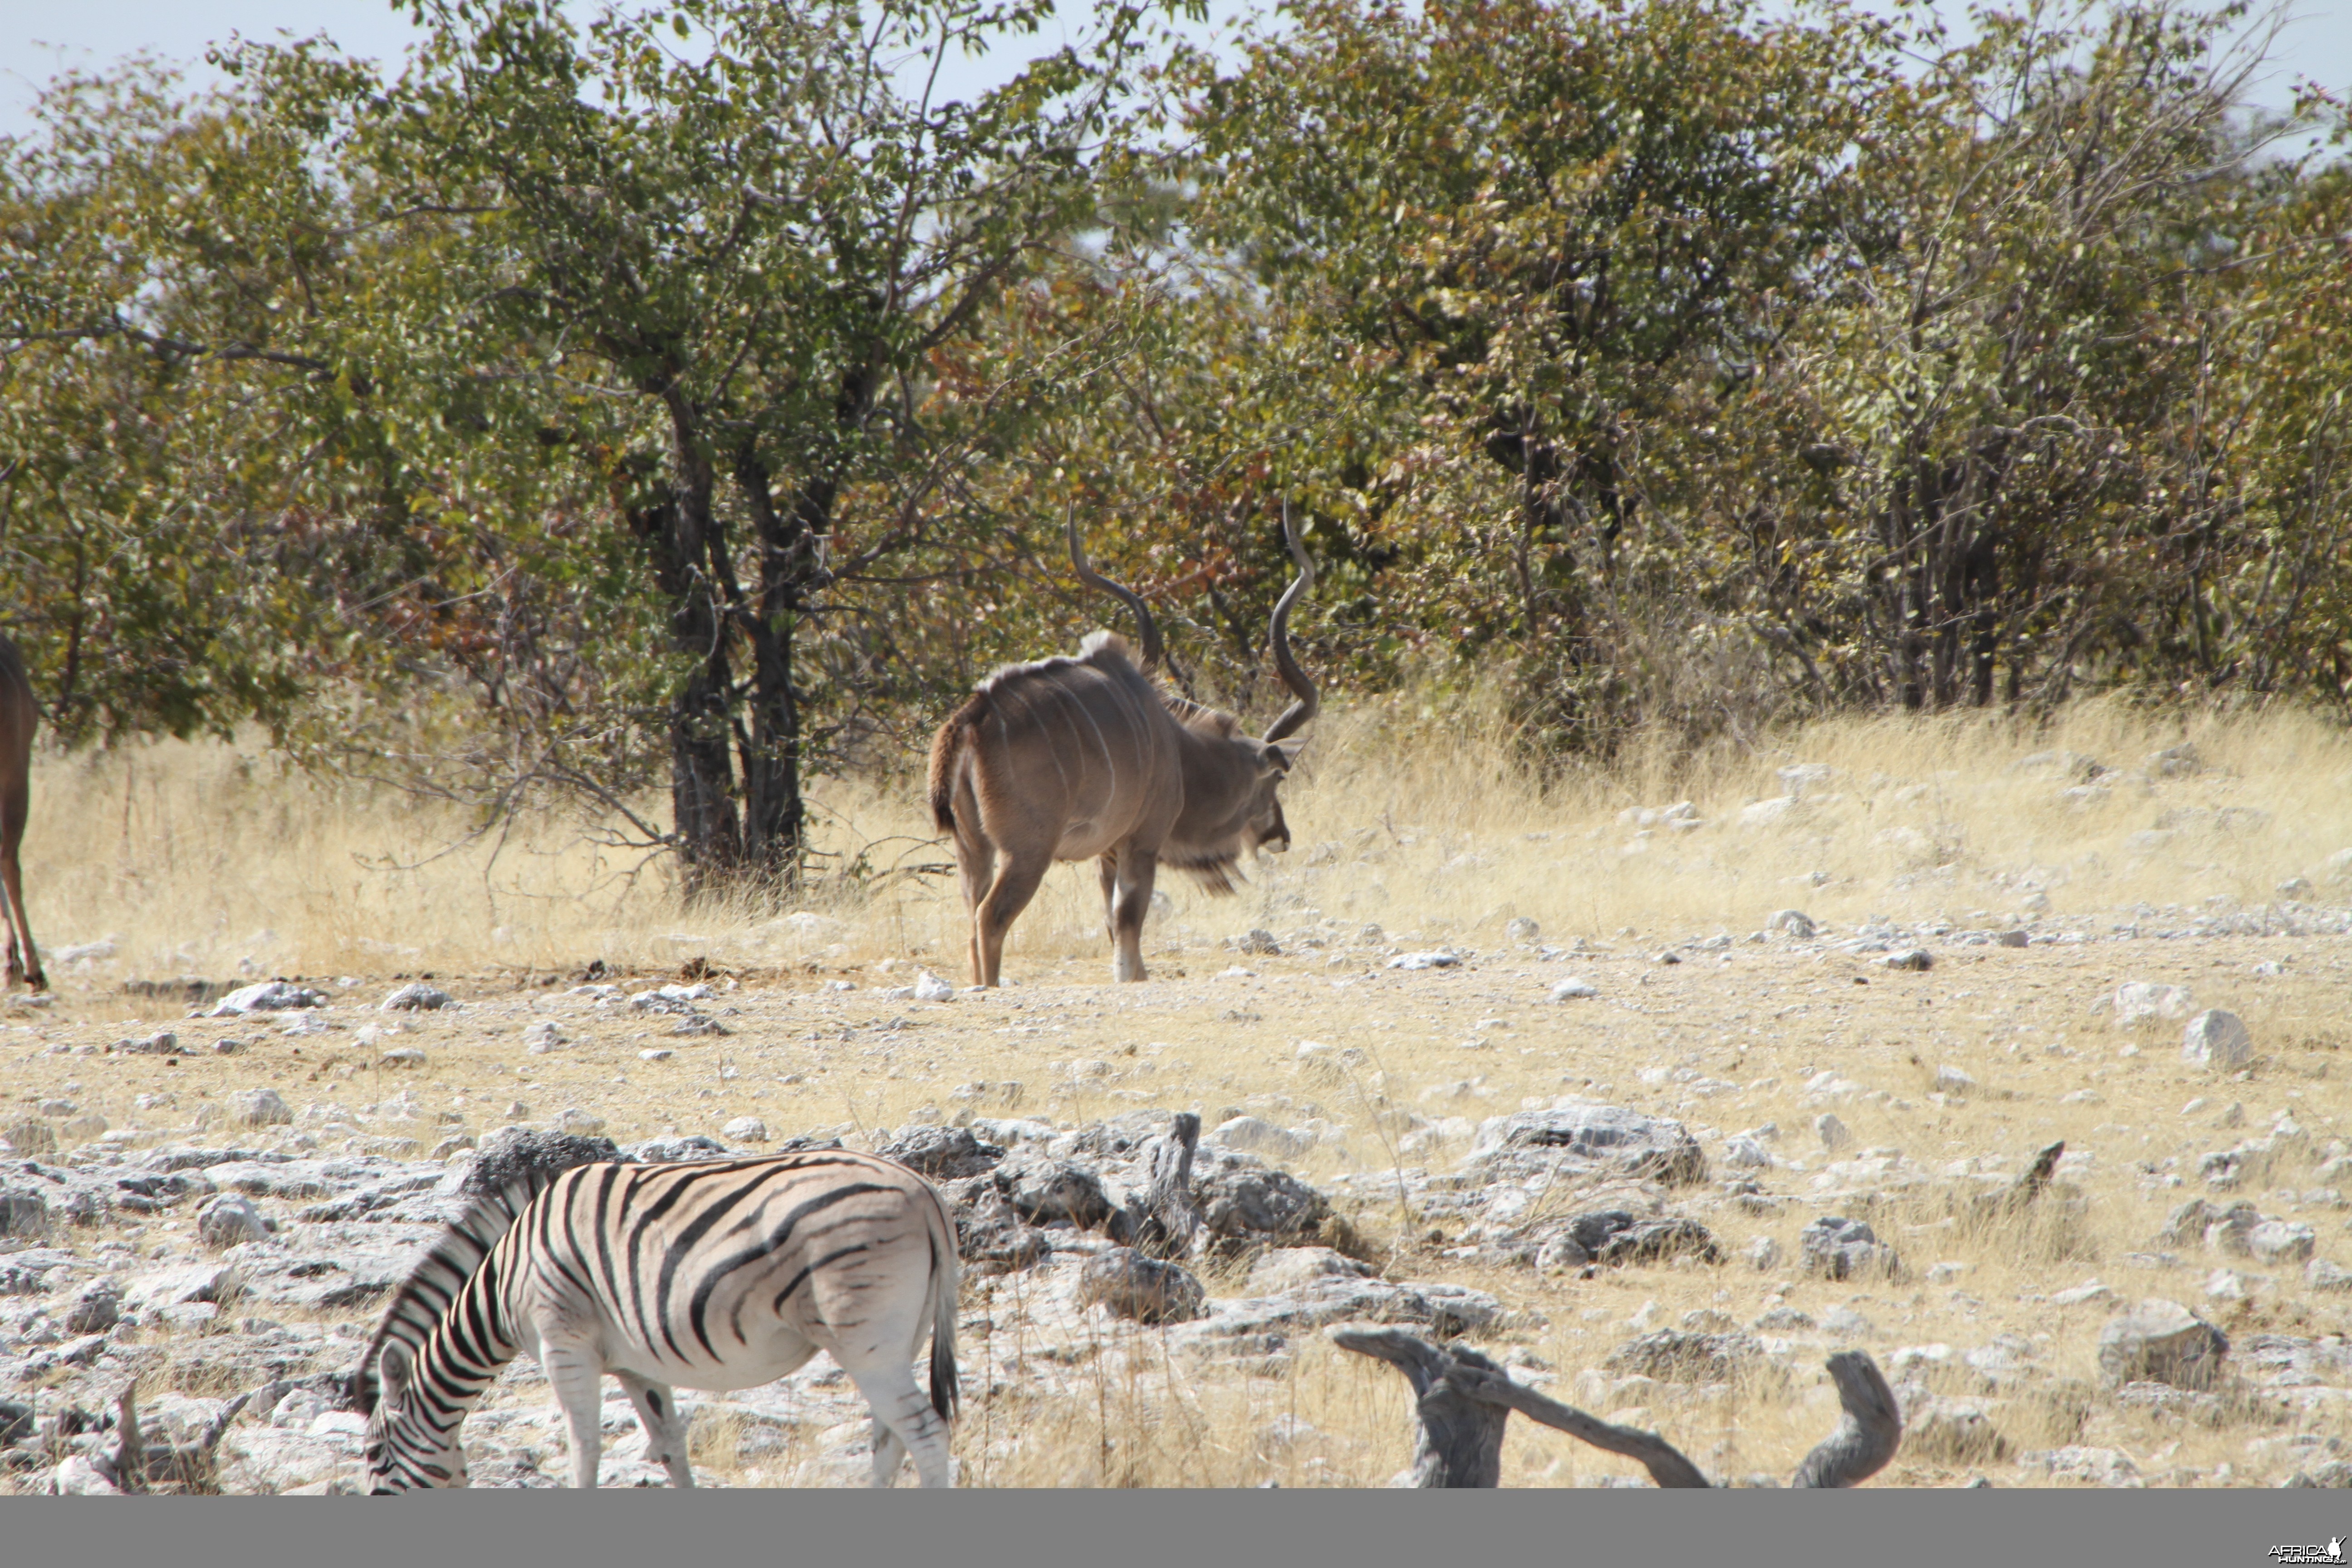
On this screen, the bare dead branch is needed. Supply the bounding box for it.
[1439,1359,1713,1489]
[111,1384,148,1494]
[1331,1328,1901,1489]
[2012,1139,2067,1202]
[1790,1351,1905,1489]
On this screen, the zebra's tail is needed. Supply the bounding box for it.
[928,1218,960,1424]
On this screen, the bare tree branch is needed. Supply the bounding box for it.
[1331,1328,1901,1489]
[1791,1351,1905,1489]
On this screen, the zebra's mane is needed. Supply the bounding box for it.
[351,1181,537,1416]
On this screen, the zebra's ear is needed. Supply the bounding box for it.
[377,1343,415,1406]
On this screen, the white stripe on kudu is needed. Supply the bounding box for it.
[357,1149,959,1490]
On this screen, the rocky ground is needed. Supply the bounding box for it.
[5,889,2352,1490]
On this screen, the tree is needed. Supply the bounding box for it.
[270,0,1175,897]
[0,44,652,807]
[1149,0,2347,741]
[0,61,340,745]
[1767,0,2305,710]
[6,0,2348,822]
[1168,0,1896,745]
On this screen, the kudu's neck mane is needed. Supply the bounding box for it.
[1069,632,1251,740]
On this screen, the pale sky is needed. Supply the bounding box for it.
[0,0,1245,135]
[2,0,2343,140]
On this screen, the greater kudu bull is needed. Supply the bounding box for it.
[927,514,1319,986]
[0,635,43,991]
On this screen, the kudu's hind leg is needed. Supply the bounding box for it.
[1107,844,1159,983]
[1097,855,1119,952]
[975,853,1049,988]
[0,789,35,991]
[956,832,997,988]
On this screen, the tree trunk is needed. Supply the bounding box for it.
[670,643,741,902]
[734,449,828,894]
[1886,459,1926,711]
[734,608,803,891]
[1106,1112,1201,1260]
[632,395,742,903]
[1967,515,1999,707]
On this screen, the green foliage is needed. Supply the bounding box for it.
[1153,0,1904,745]
[0,61,330,744]
[1128,0,2352,749]
[309,0,1188,892]
[1,0,2347,873]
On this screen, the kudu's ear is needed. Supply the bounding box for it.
[1263,739,1308,774]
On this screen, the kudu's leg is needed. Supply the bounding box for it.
[1097,854,1119,951]
[975,854,1049,988]
[1108,844,1159,984]
[0,781,35,991]
[956,831,997,989]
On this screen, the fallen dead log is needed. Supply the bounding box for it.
[1324,1328,1511,1488]
[1438,1355,1714,1488]
[1331,1326,1900,1489]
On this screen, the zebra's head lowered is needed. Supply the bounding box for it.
[363,1340,468,1493]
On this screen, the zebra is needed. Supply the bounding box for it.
[356,1148,960,1491]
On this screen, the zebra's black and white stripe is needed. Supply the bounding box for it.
[357,1149,959,1490]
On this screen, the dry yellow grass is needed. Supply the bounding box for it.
[21,692,2352,981]
[9,694,2352,1489]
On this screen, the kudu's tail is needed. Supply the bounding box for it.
[926,693,987,833]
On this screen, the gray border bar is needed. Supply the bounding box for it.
[4,1490,2342,1568]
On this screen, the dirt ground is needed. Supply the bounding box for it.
[10,700,2352,1487]
[5,906,2348,1488]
